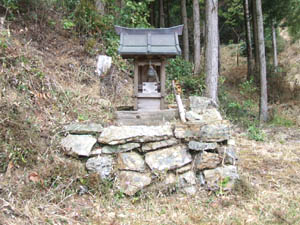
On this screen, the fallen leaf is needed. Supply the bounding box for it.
[28,172,43,184]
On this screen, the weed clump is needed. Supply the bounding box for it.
[233,177,256,199]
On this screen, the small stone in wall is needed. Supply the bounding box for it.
[116,171,152,196]
[141,138,179,152]
[204,165,239,190]
[117,152,146,172]
[174,123,203,139]
[61,135,97,157]
[89,148,102,156]
[218,146,238,165]
[86,155,114,180]
[194,152,221,170]
[63,123,103,134]
[199,122,231,142]
[186,111,204,122]
[98,125,173,145]
[175,164,192,174]
[188,141,218,151]
[178,171,197,195]
[145,145,192,171]
[102,143,140,154]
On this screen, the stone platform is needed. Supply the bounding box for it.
[60,96,239,196]
[115,109,179,126]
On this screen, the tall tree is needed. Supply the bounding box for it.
[159,0,165,27]
[165,0,170,27]
[252,0,260,78]
[271,20,278,72]
[243,0,254,79]
[205,0,219,102]
[255,0,268,122]
[193,0,201,74]
[150,1,155,26]
[181,0,189,61]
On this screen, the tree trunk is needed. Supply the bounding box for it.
[255,0,268,122]
[159,0,165,27]
[205,0,219,103]
[154,0,159,28]
[272,20,278,72]
[181,0,189,61]
[252,0,260,80]
[244,0,254,79]
[165,0,170,27]
[193,0,201,74]
[150,2,155,26]
[95,0,105,15]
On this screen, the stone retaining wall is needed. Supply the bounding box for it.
[60,96,239,195]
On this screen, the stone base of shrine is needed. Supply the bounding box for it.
[115,109,179,126]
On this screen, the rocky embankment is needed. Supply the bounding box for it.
[60,97,239,195]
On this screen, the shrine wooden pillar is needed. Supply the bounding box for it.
[160,58,166,110]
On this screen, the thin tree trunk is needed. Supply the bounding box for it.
[155,0,159,28]
[272,20,278,72]
[165,0,170,27]
[159,0,165,27]
[252,0,260,80]
[181,0,189,61]
[255,0,268,122]
[202,19,206,54]
[150,2,155,26]
[244,0,254,79]
[218,31,221,76]
[193,0,201,74]
[205,0,219,103]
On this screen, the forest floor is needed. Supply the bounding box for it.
[1,18,300,225]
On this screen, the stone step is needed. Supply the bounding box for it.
[115,109,179,126]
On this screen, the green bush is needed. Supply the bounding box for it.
[115,0,152,28]
[166,57,205,96]
[269,114,295,127]
[247,124,265,141]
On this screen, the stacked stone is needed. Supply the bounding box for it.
[60,96,238,196]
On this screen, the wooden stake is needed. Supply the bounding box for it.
[172,80,186,122]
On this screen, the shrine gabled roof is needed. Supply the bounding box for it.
[115,25,183,58]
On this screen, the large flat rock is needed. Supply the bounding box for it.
[145,145,192,171]
[61,135,97,157]
[117,171,152,196]
[98,125,173,145]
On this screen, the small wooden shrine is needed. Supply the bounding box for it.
[115,25,183,111]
